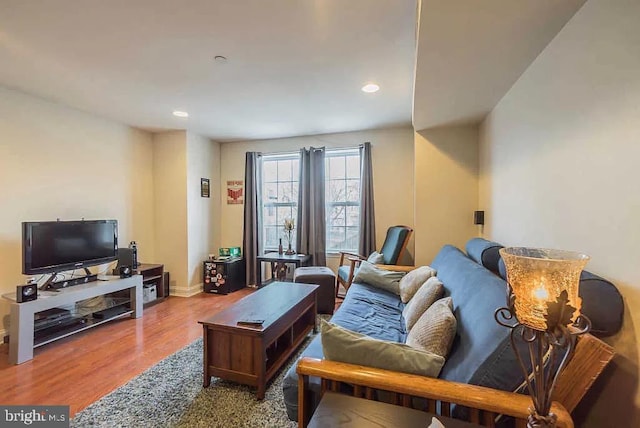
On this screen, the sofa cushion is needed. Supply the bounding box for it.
[406,297,456,358]
[281,282,406,420]
[402,276,443,330]
[353,261,404,295]
[431,245,527,396]
[466,238,503,274]
[321,320,444,377]
[398,265,437,303]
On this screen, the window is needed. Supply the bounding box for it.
[260,148,361,253]
[261,153,299,250]
[325,148,361,252]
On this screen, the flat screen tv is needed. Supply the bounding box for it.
[22,220,118,275]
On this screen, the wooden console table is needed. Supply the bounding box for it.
[2,276,143,364]
[199,282,318,399]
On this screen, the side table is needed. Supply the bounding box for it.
[307,392,481,428]
[256,252,311,288]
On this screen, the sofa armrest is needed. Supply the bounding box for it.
[375,264,416,272]
[296,357,573,428]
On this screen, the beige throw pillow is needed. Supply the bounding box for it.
[406,297,457,358]
[398,265,437,303]
[320,319,445,377]
[402,276,444,330]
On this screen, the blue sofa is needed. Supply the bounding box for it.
[283,240,623,422]
[283,244,530,420]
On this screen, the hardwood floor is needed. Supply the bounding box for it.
[0,289,253,417]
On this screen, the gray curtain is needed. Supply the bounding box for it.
[296,147,326,266]
[243,152,263,286]
[359,142,376,256]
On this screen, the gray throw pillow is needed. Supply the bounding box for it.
[402,276,444,330]
[320,319,445,377]
[353,261,404,295]
[398,265,437,303]
[406,297,457,359]
[367,251,385,264]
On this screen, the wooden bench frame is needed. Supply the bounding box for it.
[296,333,613,427]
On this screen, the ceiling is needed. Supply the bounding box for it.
[0,1,587,141]
[0,0,417,141]
[413,0,586,131]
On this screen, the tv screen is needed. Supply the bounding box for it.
[22,220,118,275]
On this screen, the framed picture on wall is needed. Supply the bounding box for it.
[227,180,244,204]
[201,178,210,198]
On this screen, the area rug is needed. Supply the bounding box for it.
[71,332,317,427]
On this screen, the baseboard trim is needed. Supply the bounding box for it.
[170,283,203,297]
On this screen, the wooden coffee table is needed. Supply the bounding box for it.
[199,282,319,399]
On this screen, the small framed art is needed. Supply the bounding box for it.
[201,178,210,198]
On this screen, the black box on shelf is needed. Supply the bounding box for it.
[204,258,245,294]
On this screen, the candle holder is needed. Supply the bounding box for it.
[495,247,590,428]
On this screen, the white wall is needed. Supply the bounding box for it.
[478,0,640,425]
[186,133,221,291]
[0,86,155,336]
[414,125,479,265]
[152,131,188,294]
[219,126,415,279]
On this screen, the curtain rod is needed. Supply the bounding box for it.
[260,145,362,158]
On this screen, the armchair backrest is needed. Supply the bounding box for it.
[379,226,413,265]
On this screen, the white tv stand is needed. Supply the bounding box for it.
[2,276,143,364]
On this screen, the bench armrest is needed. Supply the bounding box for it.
[297,357,573,428]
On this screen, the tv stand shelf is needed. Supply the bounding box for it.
[2,276,143,365]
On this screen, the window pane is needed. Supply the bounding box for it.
[291,159,300,180]
[277,206,293,223]
[265,226,279,250]
[278,160,293,181]
[329,157,346,180]
[264,183,277,202]
[346,155,360,179]
[346,206,359,227]
[328,205,346,227]
[345,179,360,202]
[329,179,346,202]
[328,226,346,251]
[264,161,277,182]
[278,182,294,203]
[345,227,359,251]
[263,205,277,226]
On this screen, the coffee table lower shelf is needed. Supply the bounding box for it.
[200,282,318,400]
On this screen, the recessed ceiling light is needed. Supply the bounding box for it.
[173,110,189,118]
[214,55,228,63]
[361,83,380,93]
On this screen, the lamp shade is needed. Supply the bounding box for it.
[499,247,589,331]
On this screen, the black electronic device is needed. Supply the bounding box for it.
[49,274,99,290]
[16,284,37,303]
[22,220,118,276]
[116,248,135,272]
[119,265,133,278]
[474,210,485,225]
[237,319,264,327]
